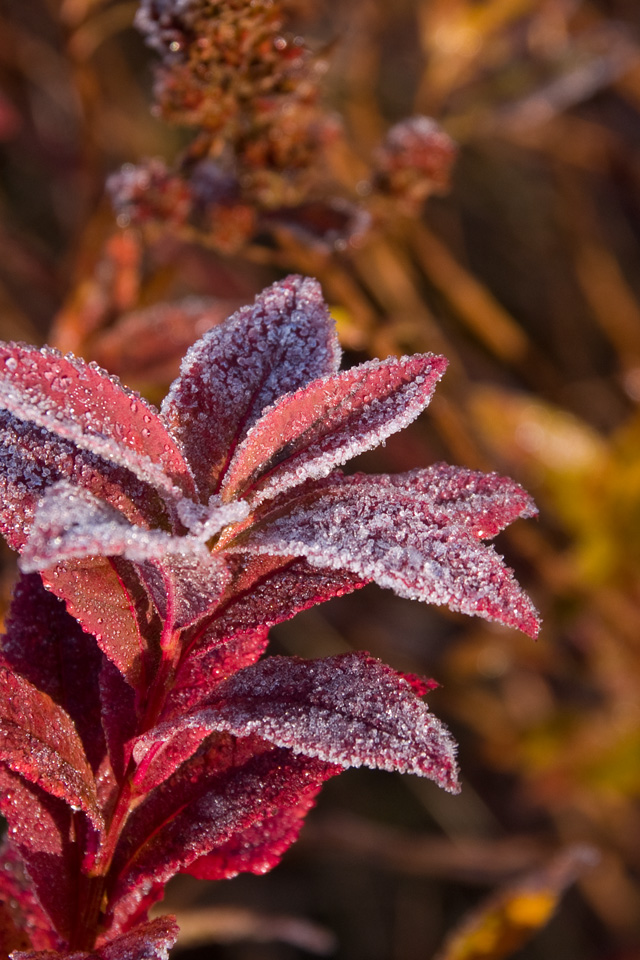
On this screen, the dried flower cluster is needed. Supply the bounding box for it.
[110,0,340,232]
[372,116,458,213]
[0,275,538,958]
[108,0,454,253]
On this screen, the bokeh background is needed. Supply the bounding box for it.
[3,1,640,958]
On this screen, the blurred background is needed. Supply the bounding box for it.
[3,0,640,958]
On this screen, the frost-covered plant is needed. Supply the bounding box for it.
[0,276,538,958]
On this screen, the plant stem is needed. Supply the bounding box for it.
[71,637,182,948]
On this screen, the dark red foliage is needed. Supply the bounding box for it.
[13,916,180,960]
[0,769,79,945]
[0,839,62,952]
[106,737,340,934]
[1,573,106,771]
[0,275,539,957]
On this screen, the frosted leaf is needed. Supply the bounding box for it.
[0,343,194,500]
[0,838,60,951]
[185,790,323,881]
[41,557,152,689]
[176,494,249,538]
[239,479,540,636]
[2,572,107,772]
[0,666,103,827]
[306,465,538,538]
[0,768,77,943]
[137,553,231,633]
[364,463,538,537]
[20,482,212,573]
[161,275,341,499]
[12,916,180,960]
[164,628,270,719]
[0,410,167,551]
[143,652,459,792]
[220,353,448,506]
[185,555,366,661]
[107,737,338,934]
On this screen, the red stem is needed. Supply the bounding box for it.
[70,633,183,949]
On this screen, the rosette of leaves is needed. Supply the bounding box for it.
[0,275,539,957]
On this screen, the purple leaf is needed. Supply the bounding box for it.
[0,343,194,500]
[20,483,218,573]
[160,275,341,499]
[106,737,339,935]
[0,411,166,551]
[219,352,448,506]
[0,666,102,827]
[143,652,459,792]
[0,768,77,943]
[238,477,540,636]
[1,573,106,772]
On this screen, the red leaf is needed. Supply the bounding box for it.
[0,666,102,827]
[239,477,540,637]
[131,727,215,794]
[0,838,61,952]
[182,555,366,662]
[185,782,324,881]
[160,275,341,499]
[144,653,460,792]
[99,658,138,784]
[220,352,448,505]
[42,558,153,690]
[1,573,106,772]
[12,916,180,960]
[0,768,77,943]
[165,628,270,718]
[0,343,194,500]
[106,737,338,935]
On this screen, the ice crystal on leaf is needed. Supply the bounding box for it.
[0,274,539,957]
